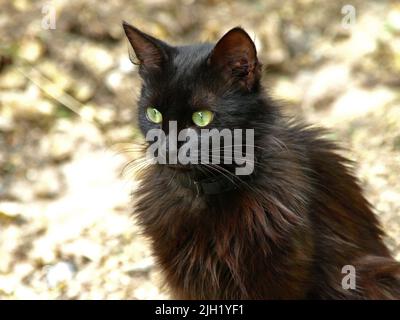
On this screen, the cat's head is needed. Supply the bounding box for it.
[123,22,272,177]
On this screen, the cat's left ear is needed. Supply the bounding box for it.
[208,27,261,91]
[122,21,169,71]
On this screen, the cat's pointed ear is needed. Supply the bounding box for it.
[208,27,261,90]
[122,21,169,70]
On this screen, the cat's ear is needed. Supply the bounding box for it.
[208,27,261,90]
[122,21,169,71]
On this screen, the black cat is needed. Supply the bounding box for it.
[123,21,400,299]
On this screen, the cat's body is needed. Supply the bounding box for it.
[123,22,400,299]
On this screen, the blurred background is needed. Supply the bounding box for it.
[0,0,399,299]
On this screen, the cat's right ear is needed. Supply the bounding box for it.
[122,21,169,71]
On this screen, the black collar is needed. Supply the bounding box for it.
[177,172,239,196]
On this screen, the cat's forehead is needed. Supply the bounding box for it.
[173,44,212,66]
[142,43,217,110]
[171,43,213,80]
[150,43,216,108]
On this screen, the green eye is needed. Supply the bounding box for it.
[192,110,214,127]
[146,107,163,124]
